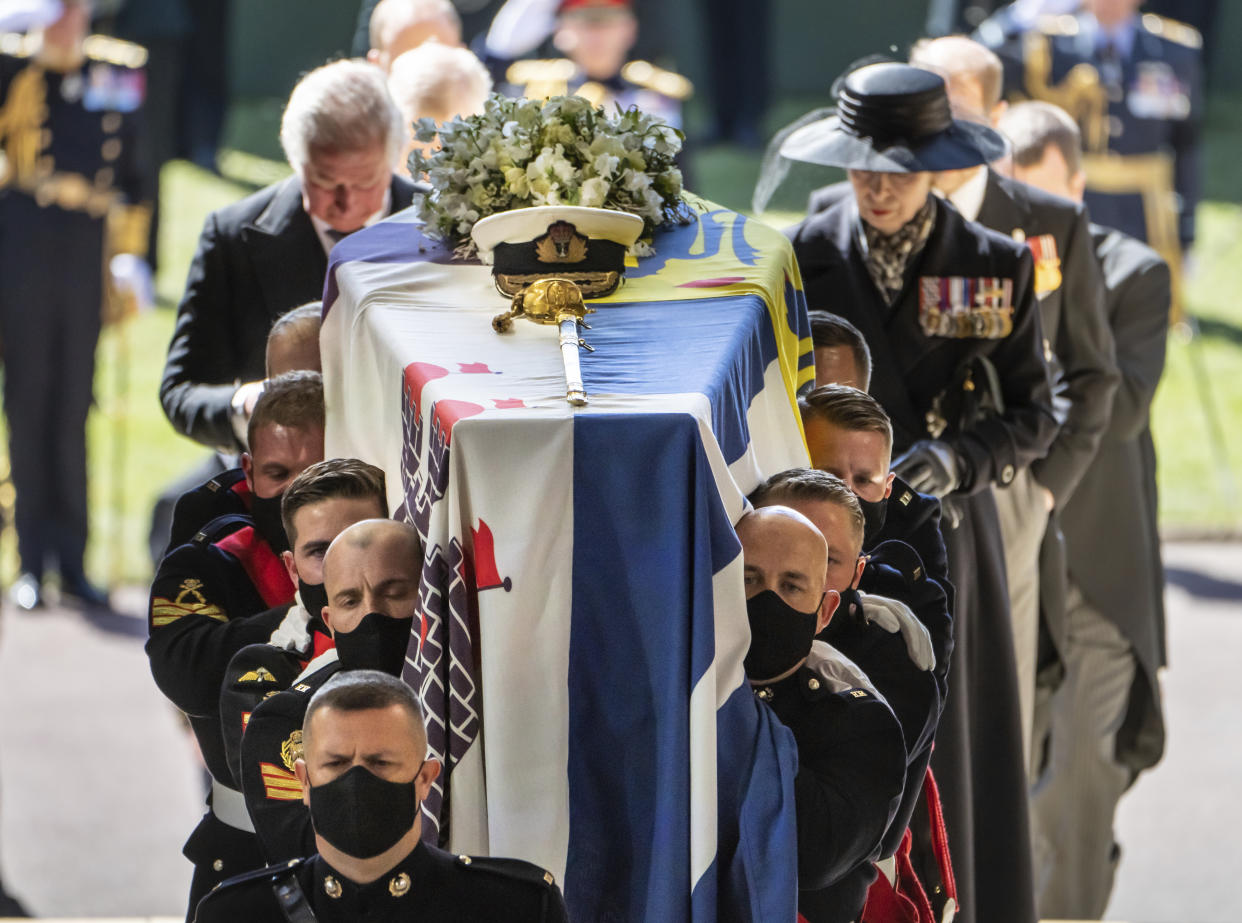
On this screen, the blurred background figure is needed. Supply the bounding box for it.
[363,0,463,72]
[495,0,690,128]
[387,40,491,168]
[699,0,771,146]
[0,0,151,611]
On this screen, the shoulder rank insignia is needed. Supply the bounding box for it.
[151,578,226,627]
[259,761,303,801]
[1140,13,1203,50]
[848,689,869,699]
[918,276,1014,339]
[1024,233,1062,296]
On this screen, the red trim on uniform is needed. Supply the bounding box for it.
[923,767,956,903]
[215,526,295,609]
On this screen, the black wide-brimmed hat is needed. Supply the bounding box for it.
[779,63,1006,173]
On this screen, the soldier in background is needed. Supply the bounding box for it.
[0,0,151,611]
[496,0,691,128]
[365,0,463,73]
[979,0,1202,297]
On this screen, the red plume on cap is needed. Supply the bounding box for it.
[470,520,512,592]
[558,0,631,13]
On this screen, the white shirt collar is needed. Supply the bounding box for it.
[309,186,392,257]
[939,165,989,222]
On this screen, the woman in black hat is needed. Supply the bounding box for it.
[784,64,1058,923]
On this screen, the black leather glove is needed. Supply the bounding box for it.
[892,439,961,498]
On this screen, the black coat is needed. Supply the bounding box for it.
[1059,225,1170,775]
[790,193,1057,923]
[193,842,569,922]
[161,174,417,448]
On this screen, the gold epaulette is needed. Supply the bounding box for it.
[506,57,576,97]
[1036,13,1080,36]
[621,60,693,100]
[82,34,147,70]
[0,31,37,58]
[1140,13,1203,50]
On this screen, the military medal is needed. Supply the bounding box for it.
[1026,234,1062,297]
[919,276,1014,339]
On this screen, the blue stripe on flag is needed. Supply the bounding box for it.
[568,412,798,921]
[580,296,778,466]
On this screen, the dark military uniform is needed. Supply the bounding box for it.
[504,57,690,128]
[238,651,342,863]
[193,842,569,922]
[0,30,150,594]
[164,465,251,557]
[982,12,1202,260]
[752,641,906,921]
[147,512,297,918]
[790,192,1058,923]
[808,539,947,921]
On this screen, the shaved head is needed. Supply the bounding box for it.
[737,506,833,624]
[323,519,422,636]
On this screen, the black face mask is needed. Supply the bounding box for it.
[858,495,888,549]
[299,579,329,633]
[744,589,823,683]
[334,612,415,676]
[309,763,422,859]
[250,491,290,555]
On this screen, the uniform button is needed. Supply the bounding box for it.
[458,855,472,865]
[101,138,122,161]
[324,875,342,898]
[755,687,773,702]
[212,859,223,872]
[388,871,411,897]
[807,677,821,691]
[102,112,122,133]
[1001,464,1015,484]
[1011,228,1026,243]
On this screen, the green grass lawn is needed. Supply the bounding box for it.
[15,102,1237,589]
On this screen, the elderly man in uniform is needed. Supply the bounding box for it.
[785,63,1058,923]
[147,372,325,919]
[979,0,1203,268]
[737,506,907,922]
[195,670,569,921]
[1000,99,1171,920]
[905,34,1119,765]
[237,518,424,863]
[161,59,417,451]
[0,0,151,610]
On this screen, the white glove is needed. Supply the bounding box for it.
[485,0,561,58]
[859,592,936,673]
[109,253,154,314]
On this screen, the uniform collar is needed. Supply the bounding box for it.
[313,841,430,913]
[1083,11,1139,60]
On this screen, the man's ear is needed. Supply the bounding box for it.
[1070,169,1088,203]
[282,549,299,586]
[295,758,310,806]
[241,452,255,492]
[322,608,335,637]
[817,589,840,633]
[988,98,1009,127]
[883,471,896,499]
[851,555,867,590]
[415,758,442,802]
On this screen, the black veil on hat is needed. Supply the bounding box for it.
[752,61,1006,213]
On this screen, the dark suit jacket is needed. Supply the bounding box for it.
[975,170,1119,504]
[161,174,417,448]
[1060,225,1169,775]
[791,187,1058,492]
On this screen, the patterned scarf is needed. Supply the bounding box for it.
[860,195,936,305]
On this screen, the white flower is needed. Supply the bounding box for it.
[592,152,620,178]
[579,176,610,208]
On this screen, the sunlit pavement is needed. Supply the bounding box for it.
[0,544,1239,920]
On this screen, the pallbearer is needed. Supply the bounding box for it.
[784,63,1058,923]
